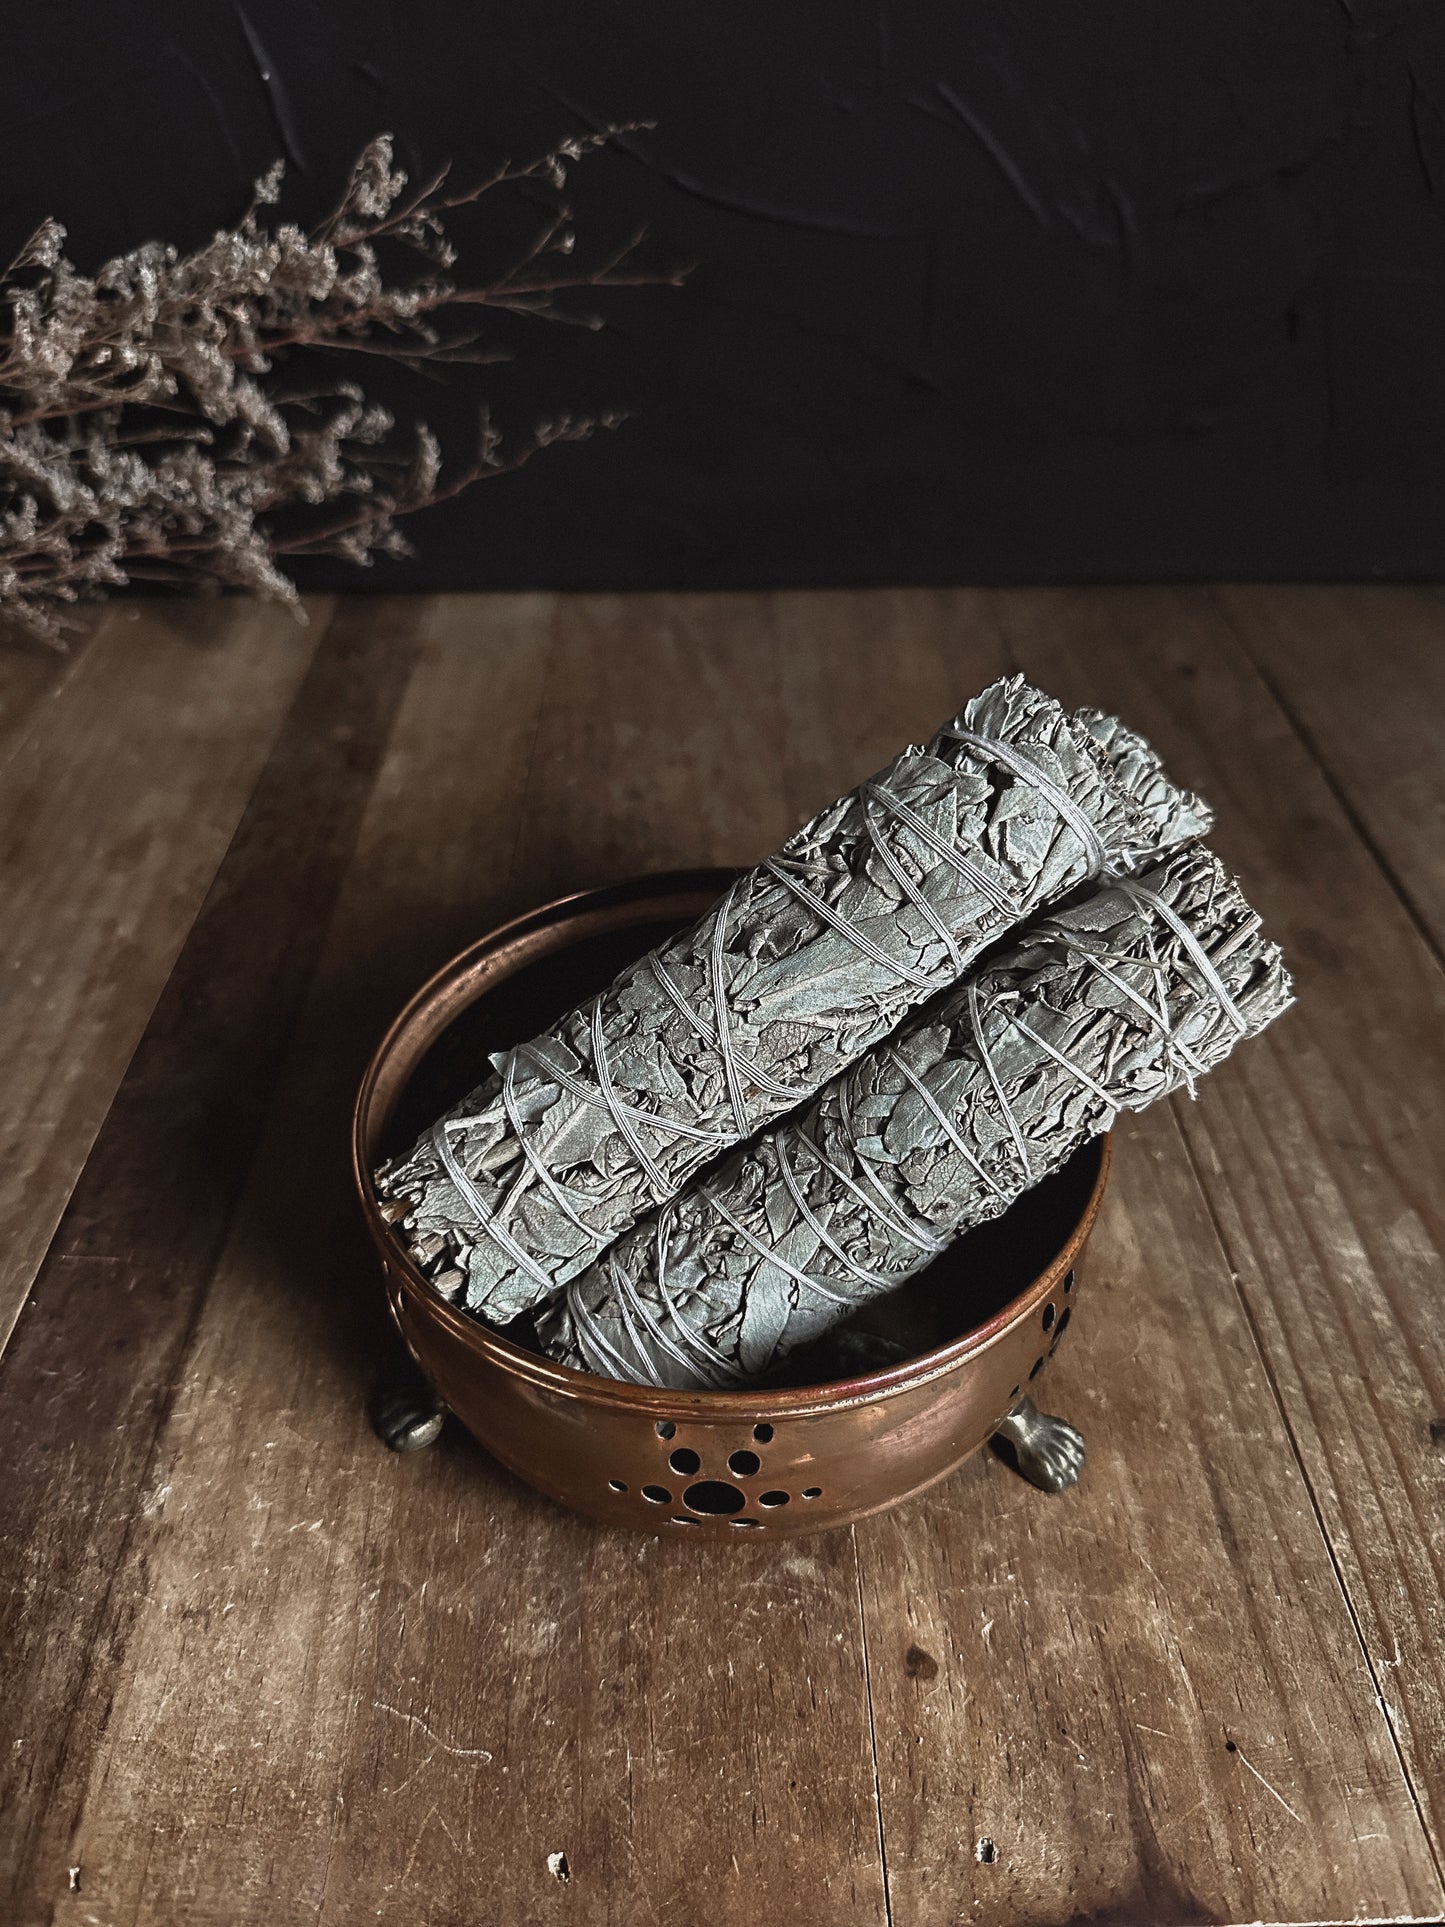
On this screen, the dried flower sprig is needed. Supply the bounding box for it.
[0,129,674,643]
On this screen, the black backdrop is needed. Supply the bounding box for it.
[7,1,1445,588]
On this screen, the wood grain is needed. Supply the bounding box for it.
[0,596,425,1906]
[0,595,328,1354]
[510,590,791,897]
[0,605,105,776]
[983,583,1445,1880]
[1210,583,1445,952]
[858,1120,1441,1925]
[11,593,889,1927]
[3,585,1443,1925]
[762,586,1441,1922]
[770,585,1011,828]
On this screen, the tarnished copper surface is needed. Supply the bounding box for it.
[353,871,1111,1539]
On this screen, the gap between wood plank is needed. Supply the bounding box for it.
[850,1524,895,1927]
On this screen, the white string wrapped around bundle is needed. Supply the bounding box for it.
[538,845,1292,1389]
[377,676,1213,1324]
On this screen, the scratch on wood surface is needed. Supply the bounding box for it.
[399,1802,461,1885]
[373,1699,495,1795]
[373,1702,494,1761]
[401,1804,437,1886]
[1228,1739,1303,1823]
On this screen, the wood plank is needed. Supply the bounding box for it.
[509,588,790,897]
[981,583,1445,1884]
[838,585,1443,1924]
[767,587,1437,1918]
[771,585,1011,826]
[0,594,330,1354]
[507,583,1001,891]
[9,584,1441,1923]
[0,604,106,777]
[0,596,426,1911]
[12,593,890,1927]
[859,1119,1441,1925]
[1210,583,1445,954]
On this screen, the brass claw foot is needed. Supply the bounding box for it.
[372,1366,447,1454]
[992,1394,1086,1493]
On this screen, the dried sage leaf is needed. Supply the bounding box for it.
[541,846,1291,1388]
[377,677,1213,1322]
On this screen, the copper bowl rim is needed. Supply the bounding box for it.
[352,868,1112,1421]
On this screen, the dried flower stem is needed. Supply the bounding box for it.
[0,127,676,643]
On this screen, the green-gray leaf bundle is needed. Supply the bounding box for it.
[539,845,1290,1387]
[377,676,1211,1321]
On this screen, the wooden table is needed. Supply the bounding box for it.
[1,587,1442,1926]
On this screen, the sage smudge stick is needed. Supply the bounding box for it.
[376,676,1211,1321]
[540,846,1291,1388]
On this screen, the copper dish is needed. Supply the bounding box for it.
[353,870,1110,1539]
